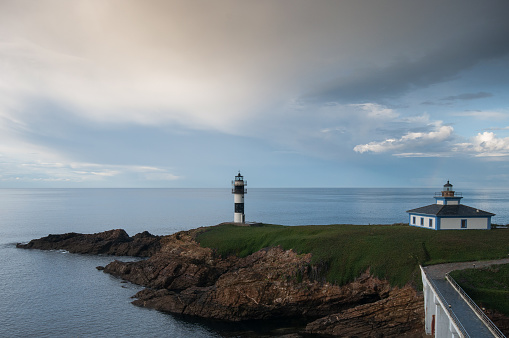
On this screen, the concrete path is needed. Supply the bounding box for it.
[424,258,509,280]
[422,258,509,337]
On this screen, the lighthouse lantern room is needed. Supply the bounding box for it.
[232,172,247,223]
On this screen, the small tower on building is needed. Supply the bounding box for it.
[232,172,247,223]
[435,180,463,205]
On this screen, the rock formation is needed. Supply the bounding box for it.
[304,286,424,336]
[103,228,425,336]
[18,228,426,336]
[16,229,161,257]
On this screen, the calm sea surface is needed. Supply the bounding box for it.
[1,188,508,337]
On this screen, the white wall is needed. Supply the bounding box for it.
[410,215,436,229]
[440,217,489,230]
[437,200,460,205]
[234,193,244,203]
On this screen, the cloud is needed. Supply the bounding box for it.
[5,160,180,184]
[421,92,494,106]
[304,4,509,103]
[440,92,493,101]
[485,126,509,131]
[254,102,412,160]
[0,1,509,187]
[349,103,399,119]
[420,100,450,106]
[266,101,457,161]
[320,127,347,134]
[0,138,180,184]
[0,38,256,132]
[393,152,451,158]
[454,132,509,157]
[354,123,454,154]
[1,1,509,133]
[451,110,508,120]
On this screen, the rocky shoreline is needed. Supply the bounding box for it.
[18,228,425,337]
[16,229,161,257]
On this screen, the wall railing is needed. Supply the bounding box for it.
[434,192,463,197]
[446,273,506,338]
[421,266,469,338]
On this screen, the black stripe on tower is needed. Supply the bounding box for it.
[235,203,244,213]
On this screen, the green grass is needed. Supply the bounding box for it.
[450,264,509,316]
[196,223,509,287]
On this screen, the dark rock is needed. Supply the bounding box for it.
[16,229,161,257]
[304,285,424,337]
[18,227,428,336]
[103,229,425,335]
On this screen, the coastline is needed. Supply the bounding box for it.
[16,225,425,337]
[17,223,509,337]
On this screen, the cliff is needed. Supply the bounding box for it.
[103,228,425,336]
[18,228,425,336]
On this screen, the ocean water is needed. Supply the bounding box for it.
[1,188,508,337]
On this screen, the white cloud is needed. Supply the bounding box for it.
[400,113,432,124]
[0,139,180,184]
[454,131,509,157]
[0,39,258,132]
[354,124,453,154]
[349,103,399,119]
[320,127,347,134]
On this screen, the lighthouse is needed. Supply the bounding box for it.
[434,180,463,205]
[407,180,495,230]
[232,172,247,223]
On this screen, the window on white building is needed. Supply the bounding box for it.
[461,219,467,228]
[420,218,424,226]
[429,219,433,227]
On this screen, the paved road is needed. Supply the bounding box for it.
[422,258,509,337]
[424,258,509,280]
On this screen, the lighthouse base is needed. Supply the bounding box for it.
[234,213,245,223]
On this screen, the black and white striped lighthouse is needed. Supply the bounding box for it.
[232,172,247,223]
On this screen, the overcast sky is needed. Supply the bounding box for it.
[1,0,509,188]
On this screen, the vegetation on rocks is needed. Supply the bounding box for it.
[19,224,509,336]
[196,223,509,287]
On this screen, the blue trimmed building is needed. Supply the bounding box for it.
[407,181,495,230]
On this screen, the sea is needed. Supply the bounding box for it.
[1,188,508,337]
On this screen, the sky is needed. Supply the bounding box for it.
[1,0,509,188]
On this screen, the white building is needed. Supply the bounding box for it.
[407,181,495,230]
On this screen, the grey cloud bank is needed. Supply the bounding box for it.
[1,0,509,188]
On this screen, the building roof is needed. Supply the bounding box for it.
[407,204,495,217]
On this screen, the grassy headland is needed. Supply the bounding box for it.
[450,264,509,316]
[196,223,509,287]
